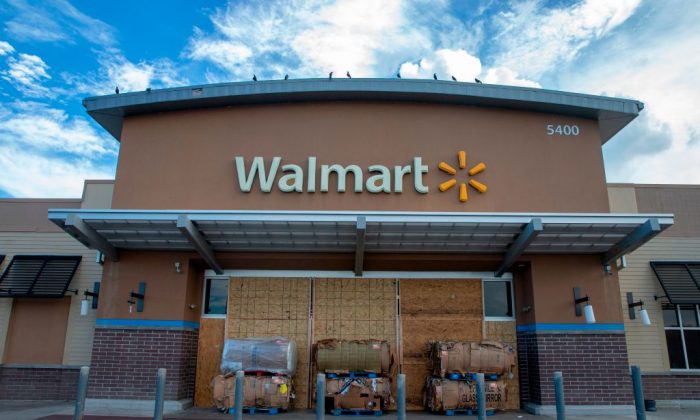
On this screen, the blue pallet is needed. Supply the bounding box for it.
[331,409,382,416]
[229,407,283,415]
[444,408,495,416]
[325,372,379,379]
[445,373,498,381]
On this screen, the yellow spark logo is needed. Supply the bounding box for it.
[438,150,487,202]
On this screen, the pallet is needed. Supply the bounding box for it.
[227,407,284,415]
[444,408,495,416]
[325,372,379,379]
[331,408,382,416]
[444,373,498,381]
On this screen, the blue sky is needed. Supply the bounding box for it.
[0,0,699,198]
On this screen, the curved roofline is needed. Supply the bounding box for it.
[83,78,643,144]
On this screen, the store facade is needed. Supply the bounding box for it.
[2,79,698,414]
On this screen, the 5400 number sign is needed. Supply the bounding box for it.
[546,124,579,136]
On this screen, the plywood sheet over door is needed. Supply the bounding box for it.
[313,278,398,407]
[194,317,225,407]
[400,279,483,410]
[226,277,311,409]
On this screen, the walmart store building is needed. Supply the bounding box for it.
[1,79,699,415]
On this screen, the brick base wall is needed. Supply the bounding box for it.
[88,327,198,400]
[643,374,700,400]
[517,331,633,406]
[0,366,80,400]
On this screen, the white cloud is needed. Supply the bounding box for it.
[0,144,115,197]
[184,0,454,80]
[1,53,52,97]
[64,49,188,95]
[0,41,15,56]
[0,101,117,197]
[556,1,700,183]
[483,66,541,88]
[491,0,641,79]
[399,49,482,81]
[4,0,116,46]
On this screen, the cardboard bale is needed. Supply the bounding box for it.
[211,374,292,410]
[315,339,393,375]
[430,341,516,376]
[326,377,392,411]
[220,337,297,376]
[424,377,507,412]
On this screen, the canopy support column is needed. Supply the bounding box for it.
[602,218,661,267]
[495,218,543,277]
[354,216,366,276]
[64,214,119,262]
[177,215,224,275]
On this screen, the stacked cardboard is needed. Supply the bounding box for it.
[424,340,515,413]
[315,339,393,375]
[424,377,507,411]
[212,374,292,412]
[429,341,516,377]
[314,339,394,413]
[326,377,392,411]
[213,337,297,411]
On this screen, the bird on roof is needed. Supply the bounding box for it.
[475,78,483,84]
[346,71,352,78]
[284,74,289,80]
[329,71,333,80]
[253,74,257,81]
[115,86,119,94]
[433,73,438,80]
[451,75,457,81]
[146,87,151,93]
[396,72,401,79]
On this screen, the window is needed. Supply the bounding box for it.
[663,304,700,369]
[203,278,228,316]
[483,279,514,319]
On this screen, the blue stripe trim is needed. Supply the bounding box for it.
[516,323,624,332]
[96,319,200,329]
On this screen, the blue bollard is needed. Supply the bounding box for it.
[234,371,244,420]
[631,365,646,420]
[476,373,486,420]
[73,366,89,420]
[154,368,166,420]
[317,373,326,420]
[397,374,406,420]
[553,371,565,420]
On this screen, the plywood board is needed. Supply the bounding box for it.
[194,317,225,407]
[400,279,484,410]
[227,277,311,409]
[484,321,520,409]
[312,278,398,408]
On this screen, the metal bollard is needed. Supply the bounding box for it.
[553,371,565,420]
[73,366,89,420]
[154,368,166,420]
[234,371,244,420]
[631,365,646,420]
[397,374,406,420]
[475,373,486,420]
[316,373,326,420]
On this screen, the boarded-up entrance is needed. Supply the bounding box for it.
[225,277,311,408]
[400,279,483,409]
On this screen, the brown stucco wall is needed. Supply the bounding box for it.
[0,199,80,232]
[526,254,624,324]
[634,184,700,237]
[111,102,609,212]
[3,297,71,364]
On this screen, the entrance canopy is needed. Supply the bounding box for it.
[48,210,672,277]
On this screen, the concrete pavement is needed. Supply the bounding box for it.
[1,401,699,420]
